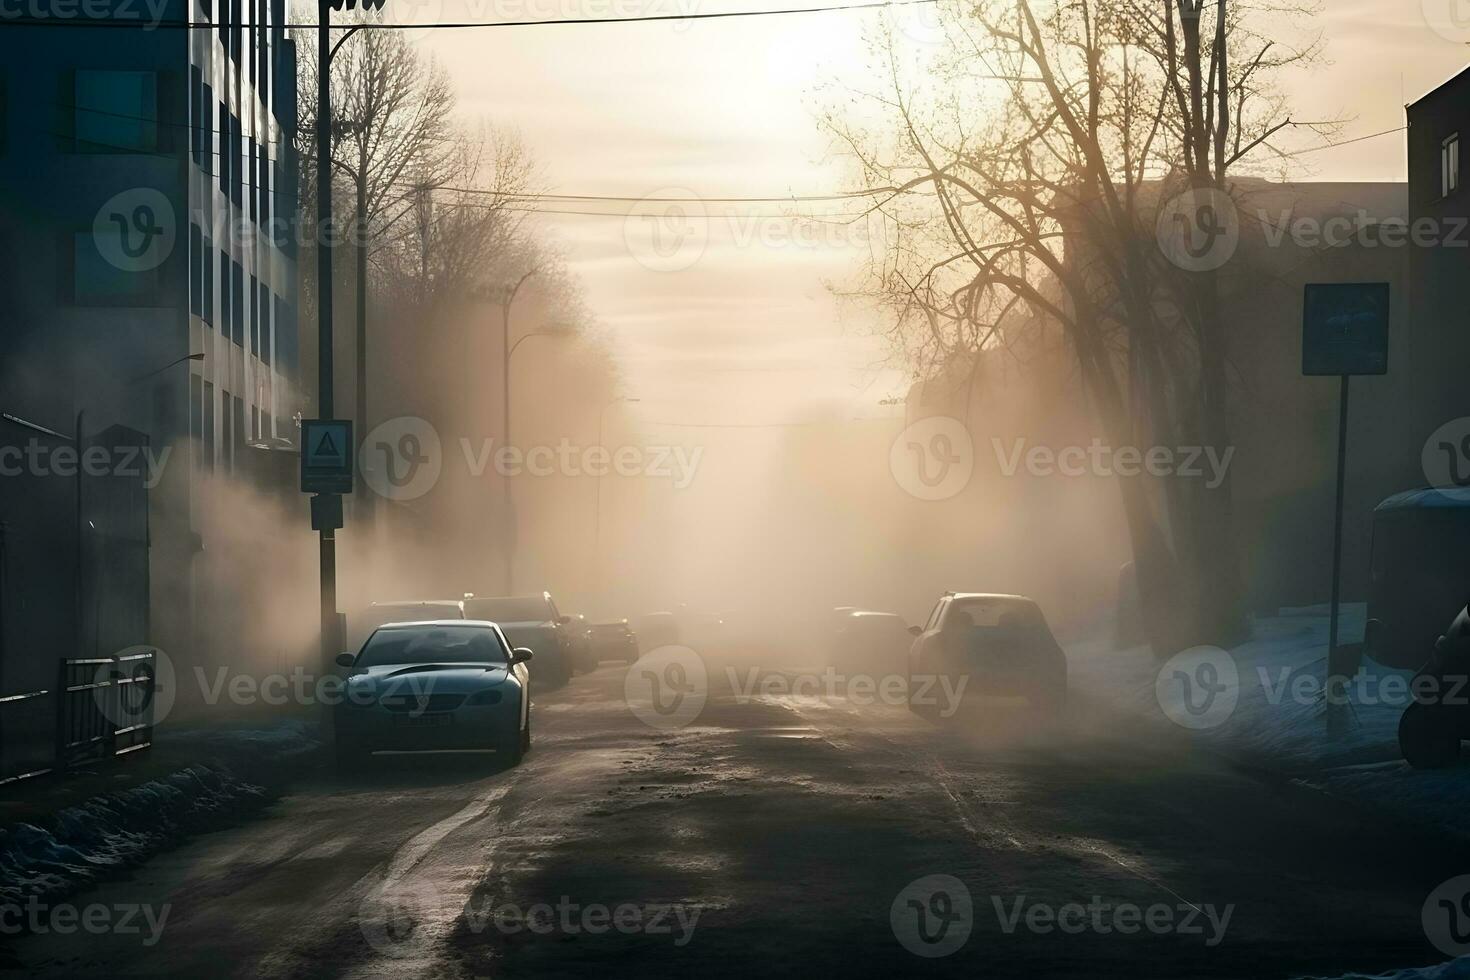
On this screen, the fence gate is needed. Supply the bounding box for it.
[57,650,156,770]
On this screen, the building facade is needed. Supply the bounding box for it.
[0,0,304,703]
[1407,65,1470,471]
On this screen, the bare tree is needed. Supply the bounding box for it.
[827,0,1322,652]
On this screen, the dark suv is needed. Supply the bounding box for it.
[464,592,575,687]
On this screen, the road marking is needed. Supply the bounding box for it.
[382,783,513,886]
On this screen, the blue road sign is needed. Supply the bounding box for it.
[1302,282,1390,377]
[301,419,354,495]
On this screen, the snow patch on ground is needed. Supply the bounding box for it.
[0,766,264,908]
[1298,957,1470,980]
[1069,604,1408,769]
[1070,612,1470,980]
[0,720,322,910]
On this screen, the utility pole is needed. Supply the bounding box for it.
[354,145,371,523]
[594,397,639,591]
[316,0,338,676]
[500,271,536,595]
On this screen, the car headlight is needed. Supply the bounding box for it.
[464,688,504,706]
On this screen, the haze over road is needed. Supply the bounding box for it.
[7,662,1459,979]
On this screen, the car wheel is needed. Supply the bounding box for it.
[1400,701,1461,769]
[501,713,524,766]
[520,709,532,754]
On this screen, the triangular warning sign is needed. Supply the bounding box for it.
[315,430,339,459]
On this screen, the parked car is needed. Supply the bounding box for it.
[565,613,596,673]
[829,610,911,676]
[907,593,1067,716]
[636,611,681,654]
[333,620,533,766]
[350,599,465,651]
[464,593,574,687]
[587,620,640,664]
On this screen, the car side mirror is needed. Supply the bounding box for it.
[511,647,535,664]
[334,652,356,668]
[908,625,923,636]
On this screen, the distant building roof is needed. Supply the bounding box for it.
[1409,63,1470,111]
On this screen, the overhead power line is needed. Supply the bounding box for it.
[0,0,938,30]
[1282,125,1407,158]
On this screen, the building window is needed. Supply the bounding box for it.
[201,81,213,172]
[219,250,230,328]
[274,295,293,376]
[230,113,243,207]
[189,66,202,165]
[1444,134,1460,198]
[190,222,204,317]
[190,374,204,450]
[231,0,242,64]
[75,70,157,153]
[249,273,259,354]
[232,394,245,469]
[202,380,216,472]
[218,100,229,194]
[202,232,214,325]
[247,136,257,221]
[259,281,272,365]
[231,260,245,346]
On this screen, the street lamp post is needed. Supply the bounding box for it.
[594,396,639,591]
[502,322,564,594]
[314,0,377,676]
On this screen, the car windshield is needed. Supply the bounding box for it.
[465,597,551,622]
[356,625,508,667]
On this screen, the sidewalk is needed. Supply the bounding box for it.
[1068,608,1470,980]
[0,719,323,915]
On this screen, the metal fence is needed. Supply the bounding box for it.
[0,412,155,787]
[0,651,157,787]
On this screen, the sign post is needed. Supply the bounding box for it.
[1302,282,1389,735]
[301,419,353,666]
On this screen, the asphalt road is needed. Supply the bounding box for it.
[4,659,1464,979]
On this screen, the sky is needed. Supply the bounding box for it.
[411,0,1470,429]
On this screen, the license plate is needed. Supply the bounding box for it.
[392,713,454,727]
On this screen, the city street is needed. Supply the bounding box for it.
[4,662,1460,979]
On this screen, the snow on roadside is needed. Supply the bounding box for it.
[1296,957,1470,980]
[1068,603,1407,769]
[1070,612,1470,980]
[0,720,322,911]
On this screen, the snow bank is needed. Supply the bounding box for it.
[0,720,322,910]
[1069,603,1408,769]
[1298,957,1470,980]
